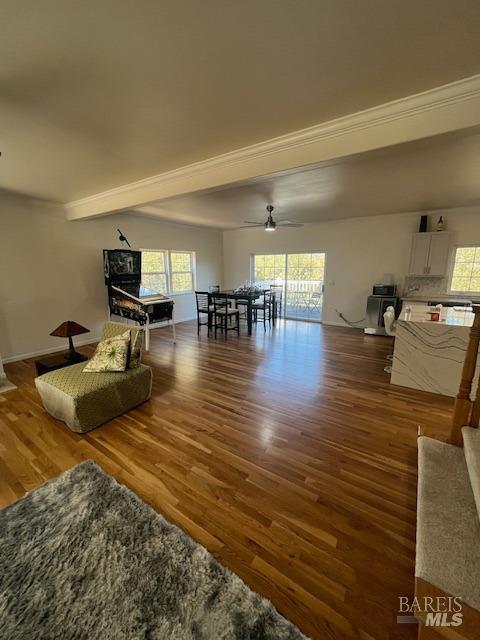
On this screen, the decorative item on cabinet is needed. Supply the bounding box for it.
[419,215,428,233]
[436,215,445,231]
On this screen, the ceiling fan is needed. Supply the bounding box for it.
[240,205,303,231]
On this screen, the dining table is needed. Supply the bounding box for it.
[218,289,276,336]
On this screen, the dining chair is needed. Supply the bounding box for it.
[270,284,283,317]
[235,296,249,320]
[212,293,240,339]
[195,291,213,336]
[253,290,272,331]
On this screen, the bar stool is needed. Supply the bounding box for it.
[383,306,396,373]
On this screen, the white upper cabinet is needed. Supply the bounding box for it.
[409,234,431,276]
[408,232,450,277]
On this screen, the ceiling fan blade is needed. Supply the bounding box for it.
[243,220,264,224]
[237,224,264,228]
[277,222,304,227]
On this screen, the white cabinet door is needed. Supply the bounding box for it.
[409,234,431,275]
[408,232,450,276]
[428,233,450,276]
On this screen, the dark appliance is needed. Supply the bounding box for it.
[372,284,397,297]
[364,294,399,335]
[103,249,175,349]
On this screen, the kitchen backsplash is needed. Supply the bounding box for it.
[403,276,450,297]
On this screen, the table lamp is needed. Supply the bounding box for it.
[50,321,90,361]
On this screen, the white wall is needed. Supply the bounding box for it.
[2,192,479,363]
[0,193,223,361]
[223,207,480,326]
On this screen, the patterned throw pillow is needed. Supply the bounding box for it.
[101,324,143,369]
[84,332,130,373]
[128,329,143,369]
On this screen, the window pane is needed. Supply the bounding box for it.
[469,278,480,292]
[141,250,167,293]
[456,247,476,262]
[171,252,192,271]
[253,254,286,286]
[451,246,480,293]
[311,253,325,270]
[142,273,167,293]
[451,277,469,291]
[472,264,480,278]
[288,266,301,280]
[172,272,193,292]
[170,252,194,292]
[142,251,166,272]
[310,266,324,280]
[453,262,472,278]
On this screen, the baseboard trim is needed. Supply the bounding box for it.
[2,335,102,365]
[3,316,197,364]
[322,320,359,329]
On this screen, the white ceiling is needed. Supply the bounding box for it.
[1,0,480,203]
[133,128,480,229]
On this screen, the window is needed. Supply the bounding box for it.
[170,251,194,293]
[450,246,480,293]
[141,250,195,294]
[142,250,168,293]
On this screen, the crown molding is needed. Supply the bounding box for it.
[67,73,480,220]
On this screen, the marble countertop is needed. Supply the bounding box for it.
[399,303,475,327]
[401,295,473,303]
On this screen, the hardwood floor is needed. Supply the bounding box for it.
[0,320,453,639]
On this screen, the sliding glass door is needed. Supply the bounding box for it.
[285,253,325,321]
[252,252,326,322]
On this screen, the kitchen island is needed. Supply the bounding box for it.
[390,304,478,397]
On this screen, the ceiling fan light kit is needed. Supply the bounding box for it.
[241,205,303,231]
[265,206,276,231]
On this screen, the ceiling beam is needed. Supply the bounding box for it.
[66,74,480,221]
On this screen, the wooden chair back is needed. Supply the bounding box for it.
[195,291,210,312]
[450,305,480,445]
[211,292,230,312]
[270,284,283,301]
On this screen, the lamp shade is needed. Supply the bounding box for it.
[50,321,90,338]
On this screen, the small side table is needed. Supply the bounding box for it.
[35,352,88,376]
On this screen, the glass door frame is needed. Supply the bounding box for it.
[250,251,327,324]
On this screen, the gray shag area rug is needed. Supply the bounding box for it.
[0,460,308,640]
